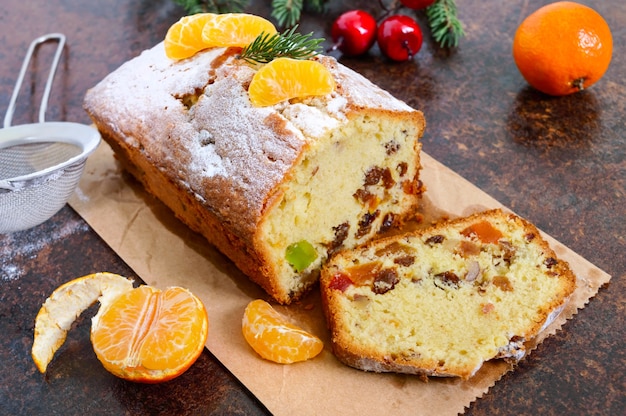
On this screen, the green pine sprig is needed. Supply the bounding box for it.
[172,0,248,14]
[239,26,324,64]
[171,0,327,27]
[270,0,303,28]
[271,0,327,28]
[426,0,465,48]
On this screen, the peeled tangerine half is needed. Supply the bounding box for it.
[32,272,209,383]
[242,299,323,364]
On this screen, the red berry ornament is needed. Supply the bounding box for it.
[377,15,423,61]
[400,0,436,9]
[330,10,378,56]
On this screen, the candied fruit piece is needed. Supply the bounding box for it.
[329,273,353,292]
[493,275,514,291]
[345,261,382,286]
[457,240,480,257]
[286,240,318,273]
[461,220,503,244]
[374,241,416,259]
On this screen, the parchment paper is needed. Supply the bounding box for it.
[69,142,610,416]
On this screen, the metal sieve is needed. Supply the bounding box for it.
[0,33,100,234]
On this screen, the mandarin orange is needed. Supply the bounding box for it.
[242,299,323,364]
[91,285,208,383]
[512,1,612,96]
[248,57,336,107]
[32,273,208,383]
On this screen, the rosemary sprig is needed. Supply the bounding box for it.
[426,0,465,48]
[239,26,324,64]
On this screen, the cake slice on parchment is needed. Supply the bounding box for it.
[83,42,425,305]
[320,209,577,379]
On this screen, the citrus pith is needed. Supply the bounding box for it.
[32,272,134,373]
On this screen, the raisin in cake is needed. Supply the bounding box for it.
[320,209,576,379]
[83,44,424,304]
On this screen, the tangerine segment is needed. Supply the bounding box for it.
[201,13,277,48]
[91,285,209,383]
[32,272,134,373]
[242,299,323,364]
[248,57,336,107]
[513,1,612,96]
[164,13,217,60]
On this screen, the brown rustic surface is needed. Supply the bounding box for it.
[1,0,624,415]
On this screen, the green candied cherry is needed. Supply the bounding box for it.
[286,240,318,272]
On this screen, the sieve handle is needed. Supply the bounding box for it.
[3,33,67,128]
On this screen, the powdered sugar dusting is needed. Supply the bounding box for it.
[83,43,418,238]
[1,263,20,282]
[0,214,89,282]
[279,102,342,139]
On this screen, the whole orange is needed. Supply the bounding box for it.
[513,1,612,96]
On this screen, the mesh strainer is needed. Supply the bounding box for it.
[0,34,100,234]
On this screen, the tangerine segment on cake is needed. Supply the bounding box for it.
[164,13,277,60]
[320,209,577,379]
[83,43,424,305]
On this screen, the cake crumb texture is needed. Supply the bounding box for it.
[320,209,577,379]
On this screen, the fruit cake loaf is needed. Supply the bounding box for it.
[83,43,425,304]
[320,209,576,379]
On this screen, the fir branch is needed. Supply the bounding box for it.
[239,26,324,64]
[271,0,303,28]
[172,0,248,14]
[304,0,326,14]
[269,0,327,27]
[426,0,465,48]
[171,0,327,27]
